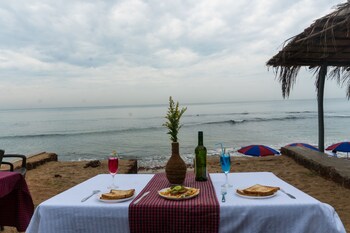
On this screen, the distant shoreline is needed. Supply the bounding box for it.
[1,97,347,111]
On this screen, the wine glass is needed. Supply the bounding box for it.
[220,152,232,187]
[108,156,119,189]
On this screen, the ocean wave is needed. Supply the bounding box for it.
[185,112,249,117]
[195,114,350,126]
[0,126,163,139]
[202,120,245,125]
[187,110,316,118]
[286,111,315,114]
[2,114,348,140]
[326,115,350,118]
[198,115,312,126]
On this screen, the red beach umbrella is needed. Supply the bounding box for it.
[238,145,280,157]
[286,143,318,151]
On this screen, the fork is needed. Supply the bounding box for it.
[81,190,100,202]
[221,187,227,202]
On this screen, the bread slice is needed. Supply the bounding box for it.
[100,189,135,200]
[237,184,279,197]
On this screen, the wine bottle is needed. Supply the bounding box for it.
[195,131,207,181]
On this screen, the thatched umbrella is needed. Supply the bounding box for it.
[267,2,350,152]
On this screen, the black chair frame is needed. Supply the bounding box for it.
[0,150,27,231]
[0,150,27,176]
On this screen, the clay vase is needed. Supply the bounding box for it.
[165,142,187,184]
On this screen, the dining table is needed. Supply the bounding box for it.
[0,171,34,232]
[26,172,346,233]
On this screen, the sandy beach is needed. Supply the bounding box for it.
[2,155,349,232]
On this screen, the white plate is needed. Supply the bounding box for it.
[235,190,277,199]
[158,187,200,200]
[97,194,135,203]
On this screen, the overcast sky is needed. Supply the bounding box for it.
[0,0,347,109]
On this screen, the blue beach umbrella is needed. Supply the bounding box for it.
[326,141,350,159]
[238,145,280,157]
[286,143,318,151]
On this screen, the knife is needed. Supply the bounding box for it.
[133,191,150,204]
[280,189,296,199]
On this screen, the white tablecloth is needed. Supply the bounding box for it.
[211,172,345,233]
[26,172,345,233]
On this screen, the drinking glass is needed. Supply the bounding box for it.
[108,156,119,189]
[220,152,232,187]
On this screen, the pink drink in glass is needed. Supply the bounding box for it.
[108,157,119,175]
[108,157,119,189]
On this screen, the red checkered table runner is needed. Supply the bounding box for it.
[129,172,219,233]
[0,172,34,232]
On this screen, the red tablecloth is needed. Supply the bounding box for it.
[129,173,219,233]
[0,172,34,232]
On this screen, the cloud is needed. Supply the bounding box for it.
[0,0,346,108]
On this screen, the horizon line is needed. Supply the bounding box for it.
[0,97,347,111]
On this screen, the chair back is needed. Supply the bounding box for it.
[0,151,27,176]
[0,149,4,165]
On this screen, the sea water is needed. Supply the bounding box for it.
[0,98,349,167]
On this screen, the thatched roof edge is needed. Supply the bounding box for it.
[266,2,350,99]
